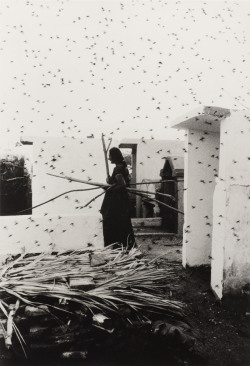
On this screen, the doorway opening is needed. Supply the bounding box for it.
[119,144,137,218]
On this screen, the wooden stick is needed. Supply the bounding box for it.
[128,188,175,201]
[6,177,25,182]
[47,174,183,213]
[47,174,183,190]
[106,137,112,151]
[131,191,184,215]
[81,188,111,209]
[151,197,183,215]
[48,174,175,200]
[47,173,110,188]
[130,179,184,185]
[17,187,102,214]
[101,133,110,180]
[5,300,20,349]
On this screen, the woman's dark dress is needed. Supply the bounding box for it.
[100,163,135,248]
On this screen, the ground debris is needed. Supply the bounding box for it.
[0,246,198,364]
[60,351,88,359]
[0,241,249,366]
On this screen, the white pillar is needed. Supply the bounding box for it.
[183,129,220,267]
[211,111,250,298]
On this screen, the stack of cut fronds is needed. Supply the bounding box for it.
[0,246,186,355]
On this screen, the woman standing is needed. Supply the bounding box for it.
[100,147,135,249]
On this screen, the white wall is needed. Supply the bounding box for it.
[0,136,122,257]
[120,138,184,218]
[172,107,250,297]
[32,136,117,215]
[211,179,227,298]
[183,129,220,266]
[32,137,183,218]
[211,110,250,297]
[0,214,103,258]
[224,185,250,291]
[0,136,185,256]
[136,139,184,184]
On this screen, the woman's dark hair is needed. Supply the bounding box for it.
[109,147,127,166]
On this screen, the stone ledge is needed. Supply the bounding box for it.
[132,217,162,227]
[135,232,178,239]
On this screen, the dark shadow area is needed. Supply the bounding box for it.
[0,156,32,216]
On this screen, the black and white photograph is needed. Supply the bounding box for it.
[0,1,249,365]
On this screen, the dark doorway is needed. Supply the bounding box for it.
[157,156,184,234]
[119,144,137,218]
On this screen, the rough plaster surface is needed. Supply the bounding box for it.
[120,139,184,218]
[32,136,117,215]
[223,185,250,291]
[211,111,250,297]
[135,139,184,184]
[219,111,250,186]
[0,213,103,256]
[175,108,250,298]
[211,179,227,299]
[182,129,220,266]
[1,136,185,255]
[212,184,250,298]
[120,138,184,183]
[0,136,114,255]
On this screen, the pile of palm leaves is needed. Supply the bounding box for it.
[0,246,190,359]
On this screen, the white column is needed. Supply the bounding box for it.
[183,129,220,267]
[211,111,250,298]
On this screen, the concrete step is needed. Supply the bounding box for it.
[134,232,178,238]
[131,217,180,240]
[134,227,179,242]
[132,217,162,228]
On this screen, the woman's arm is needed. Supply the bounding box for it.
[115,173,126,187]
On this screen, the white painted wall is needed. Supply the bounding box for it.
[120,138,184,218]
[172,107,250,297]
[0,136,185,256]
[211,179,227,299]
[219,110,250,186]
[32,136,117,215]
[31,136,184,217]
[0,213,103,258]
[0,136,122,257]
[211,110,250,297]
[224,185,250,290]
[136,139,185,184]
[136,139,185,219]
[182,129,220,266]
